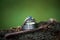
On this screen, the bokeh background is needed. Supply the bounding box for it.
[0,0,60,29]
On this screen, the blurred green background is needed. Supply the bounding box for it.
[0,0,60,29]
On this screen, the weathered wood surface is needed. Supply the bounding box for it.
[0,21,60,40]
